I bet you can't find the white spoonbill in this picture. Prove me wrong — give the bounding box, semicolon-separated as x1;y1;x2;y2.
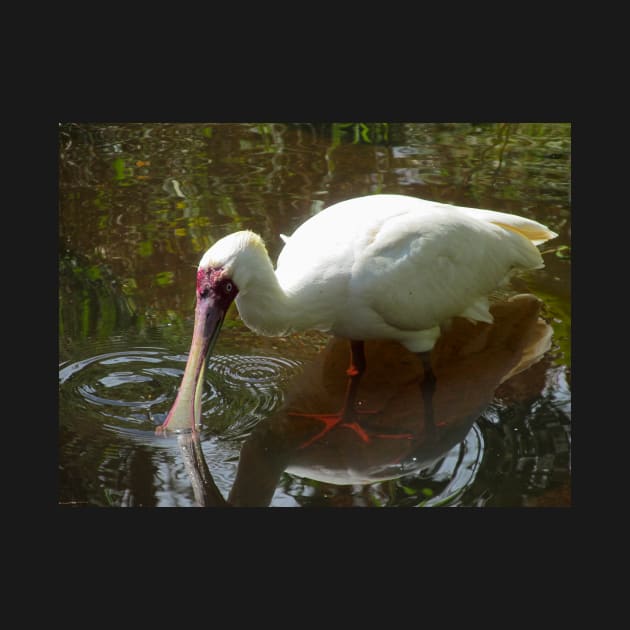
159;193;557;433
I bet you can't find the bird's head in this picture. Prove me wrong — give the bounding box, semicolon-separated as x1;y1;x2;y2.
158;230;267;434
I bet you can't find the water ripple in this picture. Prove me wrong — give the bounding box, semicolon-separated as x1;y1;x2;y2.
59;347;302;443
207;354;303;438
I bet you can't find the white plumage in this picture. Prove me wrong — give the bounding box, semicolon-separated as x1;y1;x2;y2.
161;193;557;433
206;194;556;352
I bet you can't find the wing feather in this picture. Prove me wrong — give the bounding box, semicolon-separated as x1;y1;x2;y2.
351;207;543;331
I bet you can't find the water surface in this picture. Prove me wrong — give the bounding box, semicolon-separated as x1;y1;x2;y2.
58;122;571;507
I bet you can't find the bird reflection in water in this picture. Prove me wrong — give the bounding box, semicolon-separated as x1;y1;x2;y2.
172;294;552;507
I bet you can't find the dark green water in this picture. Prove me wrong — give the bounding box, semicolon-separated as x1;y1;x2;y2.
58;122;571;507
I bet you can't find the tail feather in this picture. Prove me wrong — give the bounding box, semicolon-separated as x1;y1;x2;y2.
464;207;558;246
492;220;558;246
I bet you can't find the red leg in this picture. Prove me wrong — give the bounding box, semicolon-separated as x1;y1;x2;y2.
290;372;364;448
347;340;366;376
289;339;413;449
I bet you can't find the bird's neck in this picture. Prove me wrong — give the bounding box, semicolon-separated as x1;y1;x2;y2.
234;253;297;337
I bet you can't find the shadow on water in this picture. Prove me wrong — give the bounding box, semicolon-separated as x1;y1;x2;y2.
167;294;553;507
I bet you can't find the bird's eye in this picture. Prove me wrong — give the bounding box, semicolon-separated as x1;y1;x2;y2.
225;282;233;293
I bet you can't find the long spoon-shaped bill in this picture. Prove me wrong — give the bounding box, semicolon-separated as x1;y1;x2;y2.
157;296;226;434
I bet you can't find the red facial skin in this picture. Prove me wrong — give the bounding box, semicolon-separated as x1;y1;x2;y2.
157;268;238;434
